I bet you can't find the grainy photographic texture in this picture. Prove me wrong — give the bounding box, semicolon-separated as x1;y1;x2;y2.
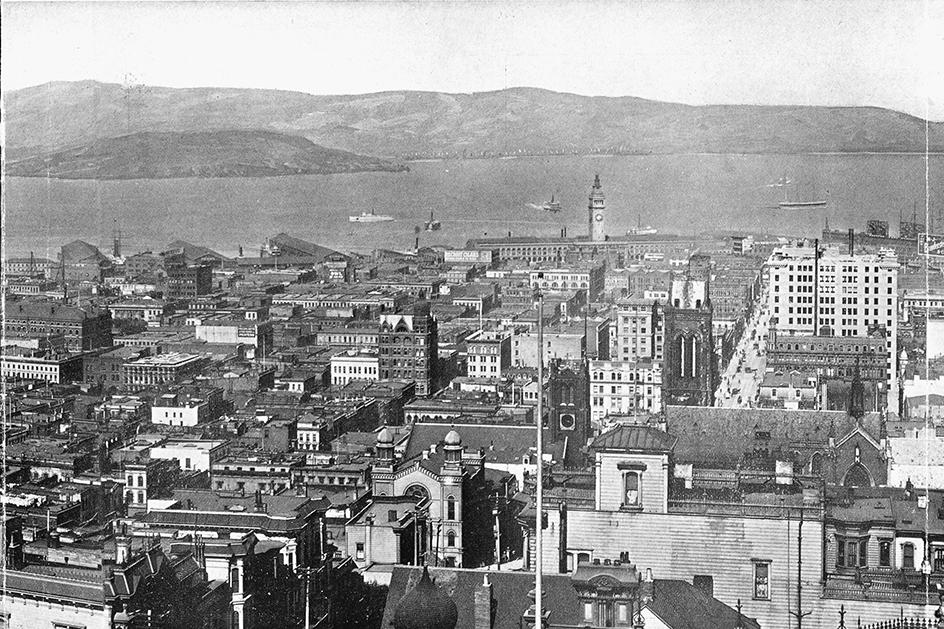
1;2;943;628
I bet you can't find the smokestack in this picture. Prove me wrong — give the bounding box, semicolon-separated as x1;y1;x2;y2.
848;228;854;255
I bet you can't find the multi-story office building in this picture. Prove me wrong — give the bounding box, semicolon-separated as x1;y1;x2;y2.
512;327;586;369
0;351;84;384
589;360;663;423
766;243;899;409
528;263;606;301
122;352;207;387
5;301;113;351
613;298;663;362
379;302;438;397
165;263;213;300
330;349;380;386
465;329;511;379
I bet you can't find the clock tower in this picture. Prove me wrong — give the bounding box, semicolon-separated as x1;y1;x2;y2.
588;174;606;242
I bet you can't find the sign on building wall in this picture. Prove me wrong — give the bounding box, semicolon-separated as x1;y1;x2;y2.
919;233;944;258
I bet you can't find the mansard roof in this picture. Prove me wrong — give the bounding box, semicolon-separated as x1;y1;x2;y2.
590;425;677;454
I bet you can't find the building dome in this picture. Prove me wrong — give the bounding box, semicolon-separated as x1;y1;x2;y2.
393;567;458;629
378;427;395;445
444;430;462;447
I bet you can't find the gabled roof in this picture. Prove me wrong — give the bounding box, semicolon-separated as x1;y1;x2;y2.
646;579;760;629
590;425;677;454
165;240;229;263
61;240;107;263
270;233;342;261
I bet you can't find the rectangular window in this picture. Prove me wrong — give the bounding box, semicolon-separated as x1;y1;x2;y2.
623;472;640;507
753;561;770;600
356;542;365;560
903;543;915;569
583;602;594;622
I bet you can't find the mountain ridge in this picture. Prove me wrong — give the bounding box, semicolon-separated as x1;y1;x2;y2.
6;80;943;161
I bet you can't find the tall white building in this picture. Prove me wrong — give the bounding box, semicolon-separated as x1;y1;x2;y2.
766;243;899;410
589;359;663;424
330;349;380;386
613;298;664;362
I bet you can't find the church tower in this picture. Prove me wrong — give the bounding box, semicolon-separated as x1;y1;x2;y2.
588;175;606;242
662;255;715;407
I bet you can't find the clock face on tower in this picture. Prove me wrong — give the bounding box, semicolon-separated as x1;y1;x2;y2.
595;213;604;222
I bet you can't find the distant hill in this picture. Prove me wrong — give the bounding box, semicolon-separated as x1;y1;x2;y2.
5;130;408;179
5;80;943;162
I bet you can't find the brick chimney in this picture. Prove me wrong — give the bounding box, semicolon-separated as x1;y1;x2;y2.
693;574;713;599
474;573;494;629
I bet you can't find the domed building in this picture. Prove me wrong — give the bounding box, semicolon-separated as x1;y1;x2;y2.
392;566;458;629
372;426;494;568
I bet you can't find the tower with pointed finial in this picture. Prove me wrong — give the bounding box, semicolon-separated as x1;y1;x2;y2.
588;174;606;242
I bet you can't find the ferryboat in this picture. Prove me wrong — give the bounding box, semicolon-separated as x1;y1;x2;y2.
627;219;657;236
424;209;441;231
541;195;562;213
350;210;395;223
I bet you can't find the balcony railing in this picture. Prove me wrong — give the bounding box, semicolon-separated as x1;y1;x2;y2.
824;569;944;605
668;497;822;518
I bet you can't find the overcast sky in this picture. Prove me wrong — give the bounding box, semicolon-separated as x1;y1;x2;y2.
3;0;943;120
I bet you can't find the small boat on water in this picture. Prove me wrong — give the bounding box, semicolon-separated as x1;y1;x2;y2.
424;209;441;231
350;210;395;223
779;200;827;209
775;173;826;209
541;195;562;213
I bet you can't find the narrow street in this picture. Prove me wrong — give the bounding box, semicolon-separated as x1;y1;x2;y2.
717;290;771;408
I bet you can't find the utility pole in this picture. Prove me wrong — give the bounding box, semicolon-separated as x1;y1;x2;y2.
535;273;545;627
789;508;811;629
493;495;502;571
304;567;311;629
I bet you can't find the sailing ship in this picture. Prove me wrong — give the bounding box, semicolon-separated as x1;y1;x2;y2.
349;210;395;223
777;173;826;209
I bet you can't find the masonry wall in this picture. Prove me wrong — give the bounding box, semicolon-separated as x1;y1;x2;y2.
539;506;935;629
2;594;112;629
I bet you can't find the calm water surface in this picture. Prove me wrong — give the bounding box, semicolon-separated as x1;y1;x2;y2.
4;154;942;260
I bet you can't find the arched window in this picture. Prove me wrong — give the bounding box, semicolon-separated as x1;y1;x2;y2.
447;531;456;547
675;335;686;377
809;452;823;475
843;462;873;488
446;495;456;520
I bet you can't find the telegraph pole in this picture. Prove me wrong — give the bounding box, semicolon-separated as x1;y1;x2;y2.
789;508;811;628
535;275;544;627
